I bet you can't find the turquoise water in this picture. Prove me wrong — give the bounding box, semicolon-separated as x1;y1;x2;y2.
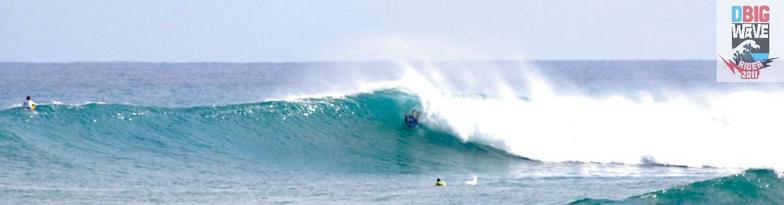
571;169;784;205
1;61;782;204
0;90;518;174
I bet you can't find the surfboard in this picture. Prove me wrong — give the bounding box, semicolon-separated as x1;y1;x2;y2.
406;121;418;128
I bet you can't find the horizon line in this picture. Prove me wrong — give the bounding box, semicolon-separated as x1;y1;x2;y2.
0;59;717;64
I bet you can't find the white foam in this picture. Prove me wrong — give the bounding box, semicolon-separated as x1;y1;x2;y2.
397;64;784;170
465;174;478;185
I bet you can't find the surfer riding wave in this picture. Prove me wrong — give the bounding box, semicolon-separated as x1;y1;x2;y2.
404;109;420;128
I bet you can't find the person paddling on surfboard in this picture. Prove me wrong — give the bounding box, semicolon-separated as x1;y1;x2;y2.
435;178;446;186
22;96;37;111
404;109;420;128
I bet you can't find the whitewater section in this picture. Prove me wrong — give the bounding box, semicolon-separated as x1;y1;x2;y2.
389;63;784;170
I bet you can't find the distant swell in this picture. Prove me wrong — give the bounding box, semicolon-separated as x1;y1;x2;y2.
570;168;784;205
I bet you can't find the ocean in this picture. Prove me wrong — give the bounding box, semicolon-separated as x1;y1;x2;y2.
1;61;783;204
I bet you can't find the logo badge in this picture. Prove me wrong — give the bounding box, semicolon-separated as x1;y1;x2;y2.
717;1;784;82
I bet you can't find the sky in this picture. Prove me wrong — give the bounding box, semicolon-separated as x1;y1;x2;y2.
0;0;715;62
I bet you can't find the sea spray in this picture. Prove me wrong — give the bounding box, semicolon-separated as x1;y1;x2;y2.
393;66;784;169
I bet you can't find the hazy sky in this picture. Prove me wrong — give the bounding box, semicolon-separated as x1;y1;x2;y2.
0;0;715;62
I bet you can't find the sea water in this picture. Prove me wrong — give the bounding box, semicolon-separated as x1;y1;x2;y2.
1;61;782;204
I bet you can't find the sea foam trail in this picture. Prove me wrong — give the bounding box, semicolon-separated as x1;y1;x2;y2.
394;64;784;170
